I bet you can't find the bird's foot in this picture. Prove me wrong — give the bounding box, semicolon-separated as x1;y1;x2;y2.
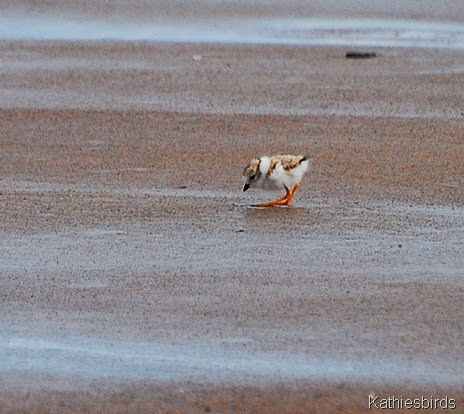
252;198;291;208
251;182;300;208
252;193;292;207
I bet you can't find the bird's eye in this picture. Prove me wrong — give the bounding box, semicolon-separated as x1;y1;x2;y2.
250;174;256;180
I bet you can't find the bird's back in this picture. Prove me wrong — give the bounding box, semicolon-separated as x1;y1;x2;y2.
269;154;307;172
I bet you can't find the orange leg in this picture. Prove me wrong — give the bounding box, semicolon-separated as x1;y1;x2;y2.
252;183;300;207
286;182;300;205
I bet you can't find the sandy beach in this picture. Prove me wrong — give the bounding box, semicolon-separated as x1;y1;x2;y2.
1;2;464;413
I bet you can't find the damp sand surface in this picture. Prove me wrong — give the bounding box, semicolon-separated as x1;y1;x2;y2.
1;176;464;413
1;28;464;414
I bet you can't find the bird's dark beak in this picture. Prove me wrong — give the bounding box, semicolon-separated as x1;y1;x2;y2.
243;183;250;192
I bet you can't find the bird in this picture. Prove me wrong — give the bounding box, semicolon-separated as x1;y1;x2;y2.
242;154;310;207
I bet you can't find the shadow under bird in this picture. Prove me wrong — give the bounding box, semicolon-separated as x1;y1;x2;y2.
242;154;310;207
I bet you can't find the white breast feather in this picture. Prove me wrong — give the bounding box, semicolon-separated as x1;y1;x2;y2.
259;156;271;175
270;159;310;190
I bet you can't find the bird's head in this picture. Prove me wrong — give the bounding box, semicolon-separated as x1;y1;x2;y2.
242;158;261;191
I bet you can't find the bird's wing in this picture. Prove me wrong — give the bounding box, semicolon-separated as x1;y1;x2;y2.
270;154;307;172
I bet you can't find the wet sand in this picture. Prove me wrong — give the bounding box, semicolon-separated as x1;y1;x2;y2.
1;35;464;414
3;0;464;22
